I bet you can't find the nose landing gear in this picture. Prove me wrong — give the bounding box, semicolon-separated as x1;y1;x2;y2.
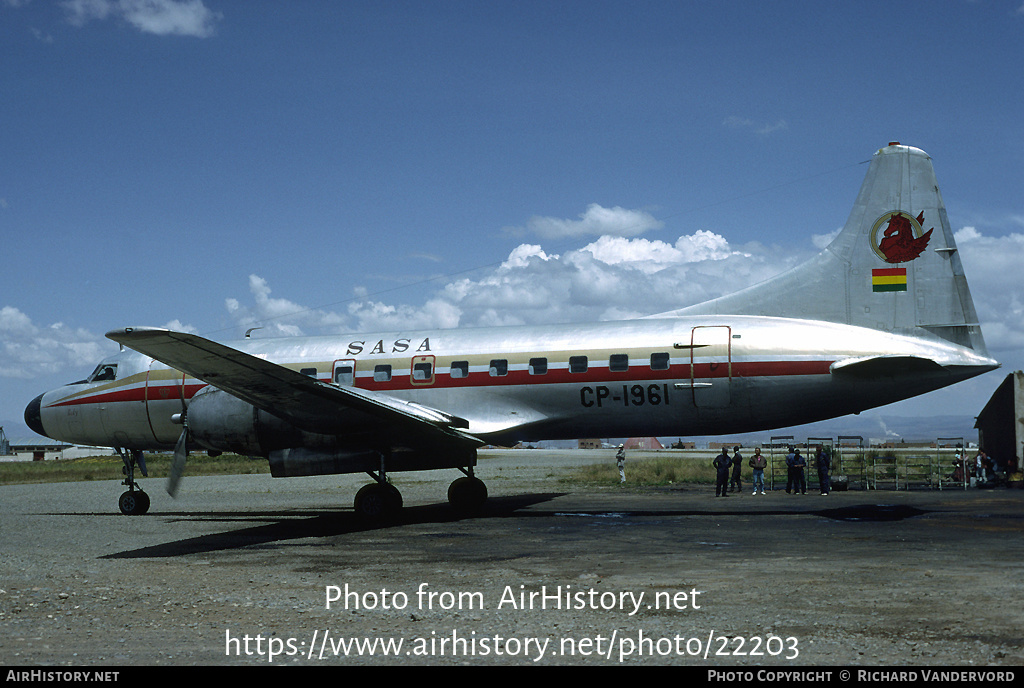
116;448;150;515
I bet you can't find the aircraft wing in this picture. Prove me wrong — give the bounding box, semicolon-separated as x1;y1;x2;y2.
106;327;483;448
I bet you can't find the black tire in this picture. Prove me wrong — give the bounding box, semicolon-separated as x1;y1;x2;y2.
447;477;488;515
118;490;149;515
354;483;402;521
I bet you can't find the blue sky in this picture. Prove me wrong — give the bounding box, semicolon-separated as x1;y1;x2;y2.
2;1;1023;441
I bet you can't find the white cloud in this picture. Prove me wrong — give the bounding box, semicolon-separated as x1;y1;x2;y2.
225;274;347;337
515;203;664;239
953;226;1024;353
222;229;785;333
162;319;197;334
9;224;1018;388
812;228;841;249
62;0;221;37
723;116;788;135
218;217;801;338
0;306;108;379
347;298;462;333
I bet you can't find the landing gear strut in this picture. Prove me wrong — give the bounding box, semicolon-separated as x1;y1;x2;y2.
116;448;150;515
353;450;404;521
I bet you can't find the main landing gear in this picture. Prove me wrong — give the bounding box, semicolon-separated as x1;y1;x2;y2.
352;453;487;521
116;448;151;515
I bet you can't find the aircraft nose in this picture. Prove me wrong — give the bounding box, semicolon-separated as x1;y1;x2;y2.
25;393;47;437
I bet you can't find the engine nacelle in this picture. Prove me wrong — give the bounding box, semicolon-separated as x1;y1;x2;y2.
185;387;478;477
186;386;306;456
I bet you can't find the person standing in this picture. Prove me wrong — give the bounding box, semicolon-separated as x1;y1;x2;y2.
615;444;626;483
793;448;807;494
730;446;743;493
786;446;797;494
713;447;731;497
749;447;767;494
816;446;831;495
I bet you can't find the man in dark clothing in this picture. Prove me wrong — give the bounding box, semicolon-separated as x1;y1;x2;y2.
713;448;731;497
793;448;807;494
730;446;743;493
816;446;831;495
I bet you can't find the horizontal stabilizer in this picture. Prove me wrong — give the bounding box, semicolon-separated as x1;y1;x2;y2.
830;355;946;378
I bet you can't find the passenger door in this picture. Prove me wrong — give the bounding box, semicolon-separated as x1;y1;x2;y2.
690;325;732;408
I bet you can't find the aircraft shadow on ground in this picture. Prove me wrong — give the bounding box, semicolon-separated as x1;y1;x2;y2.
98;493;565;559
94;497;929;559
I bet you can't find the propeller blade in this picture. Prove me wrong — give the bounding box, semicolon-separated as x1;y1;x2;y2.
168;427;188;498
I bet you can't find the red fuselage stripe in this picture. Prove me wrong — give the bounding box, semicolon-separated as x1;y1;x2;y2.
46;360;832;407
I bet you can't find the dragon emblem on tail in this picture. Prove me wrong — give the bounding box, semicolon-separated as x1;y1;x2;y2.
871;211;933;263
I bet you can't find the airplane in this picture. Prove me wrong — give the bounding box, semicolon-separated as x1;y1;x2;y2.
24;143;999;518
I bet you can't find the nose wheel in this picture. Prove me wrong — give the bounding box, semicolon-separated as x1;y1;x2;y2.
118;489;151;515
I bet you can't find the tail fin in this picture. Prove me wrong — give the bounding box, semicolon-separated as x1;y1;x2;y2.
672;143;988;354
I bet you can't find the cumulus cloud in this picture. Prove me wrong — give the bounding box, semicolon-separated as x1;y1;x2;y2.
226;228;788;335
225;275;347;337
0;306;109;379
8;221;1019;388
219;204;787;335
62;0;221;37
812;228;842;249
953;226;1024;352
511;203;664;239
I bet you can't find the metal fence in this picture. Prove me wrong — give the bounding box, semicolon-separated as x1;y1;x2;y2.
763;436;972;491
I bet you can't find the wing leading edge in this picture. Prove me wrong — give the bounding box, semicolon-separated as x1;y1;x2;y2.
105;327;483;448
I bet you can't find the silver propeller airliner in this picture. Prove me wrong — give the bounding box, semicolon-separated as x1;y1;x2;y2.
25;143;999;517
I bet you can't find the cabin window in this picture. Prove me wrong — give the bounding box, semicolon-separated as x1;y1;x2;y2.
650;352;670;371
609;354;629;372
334;365;354;385
450;361;469;379
569;355;588;373
529;357;547;375
412;361;433;381
489;359;508;377
373;364;392;382
300;367;318;378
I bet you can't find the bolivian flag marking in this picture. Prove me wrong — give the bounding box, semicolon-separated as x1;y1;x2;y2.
872;267;907;292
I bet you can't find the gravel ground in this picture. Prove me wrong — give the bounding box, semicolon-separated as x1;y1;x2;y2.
1;449;1022;666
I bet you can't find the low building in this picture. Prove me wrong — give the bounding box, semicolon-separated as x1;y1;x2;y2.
975;370;1024;473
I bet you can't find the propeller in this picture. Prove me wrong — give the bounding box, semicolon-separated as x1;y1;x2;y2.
168;412;189;498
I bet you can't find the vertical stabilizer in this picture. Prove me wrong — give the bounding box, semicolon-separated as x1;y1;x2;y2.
671;143;987;354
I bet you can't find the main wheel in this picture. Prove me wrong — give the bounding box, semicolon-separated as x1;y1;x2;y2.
447;477;487;515
353;483;402;521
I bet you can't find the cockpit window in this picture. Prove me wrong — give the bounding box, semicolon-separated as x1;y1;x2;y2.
88;363;118;382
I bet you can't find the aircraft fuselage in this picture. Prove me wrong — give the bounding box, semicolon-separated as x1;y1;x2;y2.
27;314;996;454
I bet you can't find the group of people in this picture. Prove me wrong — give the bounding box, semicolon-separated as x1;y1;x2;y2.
783;446;831;495
713;446;769;496
952;445;1020;486
713;445;832;496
